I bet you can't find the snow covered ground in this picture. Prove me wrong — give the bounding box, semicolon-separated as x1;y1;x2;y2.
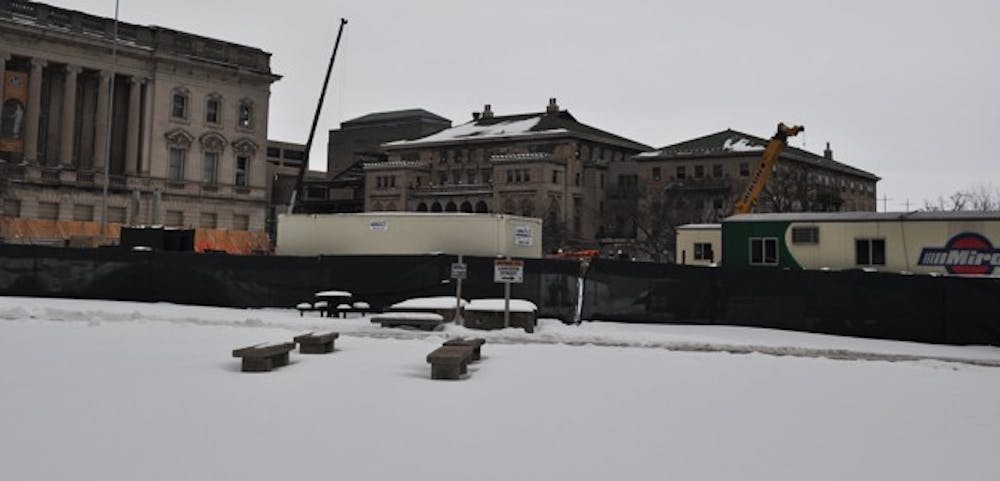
2;296;998;481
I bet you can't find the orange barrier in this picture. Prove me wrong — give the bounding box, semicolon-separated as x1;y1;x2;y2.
1;217;270;254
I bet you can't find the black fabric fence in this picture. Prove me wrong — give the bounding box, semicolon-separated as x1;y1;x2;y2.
1;245;998;345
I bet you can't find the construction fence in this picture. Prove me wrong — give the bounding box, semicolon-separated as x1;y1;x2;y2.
0;245;997;346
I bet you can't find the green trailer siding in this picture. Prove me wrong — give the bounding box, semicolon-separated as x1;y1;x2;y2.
722;220;803;269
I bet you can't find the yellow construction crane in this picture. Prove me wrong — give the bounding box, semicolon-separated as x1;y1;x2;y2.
732;122;805;214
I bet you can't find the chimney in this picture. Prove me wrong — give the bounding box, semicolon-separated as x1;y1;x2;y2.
482;104;494;119
824;142;833;160
546;97;559;113
472;111;481;121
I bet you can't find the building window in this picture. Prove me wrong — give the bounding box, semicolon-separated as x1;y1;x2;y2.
575;172;581;186
676;166;686;179
203;151;219;185
481;168;492;183
453;169;462;183
652;167;661;181
171;89;188;120
108;206;127;223
205;95;221;124
552;170;559;184
165;210;184;227
200;212;217;229
792;226;819;245
467;170;476;184
856;239;886;266
37;201;59;220
237;100;254;129
72;204;94;222
235;155;249;187
506;170;514;184
694;165;705;178
439;172;449;184
749;237;778;266
694;242;714;262
712;163;723;178
3;199;21;217
233;214;250;231
739;162;750;176
713;198;723;210
523;168;531;182
168;148;186;181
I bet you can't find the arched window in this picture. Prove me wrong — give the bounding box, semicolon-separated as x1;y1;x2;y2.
445;201;457;212
503;198;516;214
417;202;428;212
475;201;489;213
431;202;443;212
460;201;473;213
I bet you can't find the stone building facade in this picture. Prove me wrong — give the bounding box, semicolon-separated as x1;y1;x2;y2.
364;99;651;250
0;1;279;234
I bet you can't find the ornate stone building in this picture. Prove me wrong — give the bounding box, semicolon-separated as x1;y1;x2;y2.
364;99;651;250
0;1;279;235
606;128;879;261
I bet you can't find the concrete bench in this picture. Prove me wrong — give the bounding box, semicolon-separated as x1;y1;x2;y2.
442;338;486;361
293;331;339;354
371;312;445;331
232;342;296;372
426;345;476;380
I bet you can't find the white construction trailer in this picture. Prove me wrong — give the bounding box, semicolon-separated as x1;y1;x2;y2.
276;212;543;258
675;224;722;266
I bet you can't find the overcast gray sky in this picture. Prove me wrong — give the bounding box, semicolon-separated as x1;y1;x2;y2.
47;0;1000;210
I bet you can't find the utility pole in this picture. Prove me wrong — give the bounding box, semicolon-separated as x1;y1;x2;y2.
879;194;892;212
100;0;120;234
288;18;348;215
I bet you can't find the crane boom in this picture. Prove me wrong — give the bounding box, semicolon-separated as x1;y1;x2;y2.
732;122;804;215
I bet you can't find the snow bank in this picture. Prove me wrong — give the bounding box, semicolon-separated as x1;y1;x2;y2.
466;298;538;313
390;296;467;310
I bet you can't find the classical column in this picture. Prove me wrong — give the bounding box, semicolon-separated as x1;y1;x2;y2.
23;58;46;164
124;76;143;175
60;64;79;167
93;70;111;172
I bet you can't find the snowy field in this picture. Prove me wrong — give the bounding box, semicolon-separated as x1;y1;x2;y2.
2;296;999;481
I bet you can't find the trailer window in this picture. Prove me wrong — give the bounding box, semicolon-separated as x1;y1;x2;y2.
855;239;885;266
749;237;778;266
792;226;819;245
694;243;714;261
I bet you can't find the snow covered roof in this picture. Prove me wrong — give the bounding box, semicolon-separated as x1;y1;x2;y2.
383;110;650;152
725;211;1000;223
676;223;722;230
636;129;879;181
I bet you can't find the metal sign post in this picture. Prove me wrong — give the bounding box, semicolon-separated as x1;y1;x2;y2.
493;257;524;329
451;255;466;325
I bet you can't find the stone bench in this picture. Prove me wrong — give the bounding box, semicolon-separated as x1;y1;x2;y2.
232;342;296;372
442;338;486;361
293;331;339;354
426;345;477;380
371;312;445;331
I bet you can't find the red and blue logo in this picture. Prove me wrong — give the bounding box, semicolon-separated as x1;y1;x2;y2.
918;233;1000;275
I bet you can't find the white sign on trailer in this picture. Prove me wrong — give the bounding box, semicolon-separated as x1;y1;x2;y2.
494;259;524;283
451;262;467;280
514;225;533;246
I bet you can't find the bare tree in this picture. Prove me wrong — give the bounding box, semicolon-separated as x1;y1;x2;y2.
921;184;1000;211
